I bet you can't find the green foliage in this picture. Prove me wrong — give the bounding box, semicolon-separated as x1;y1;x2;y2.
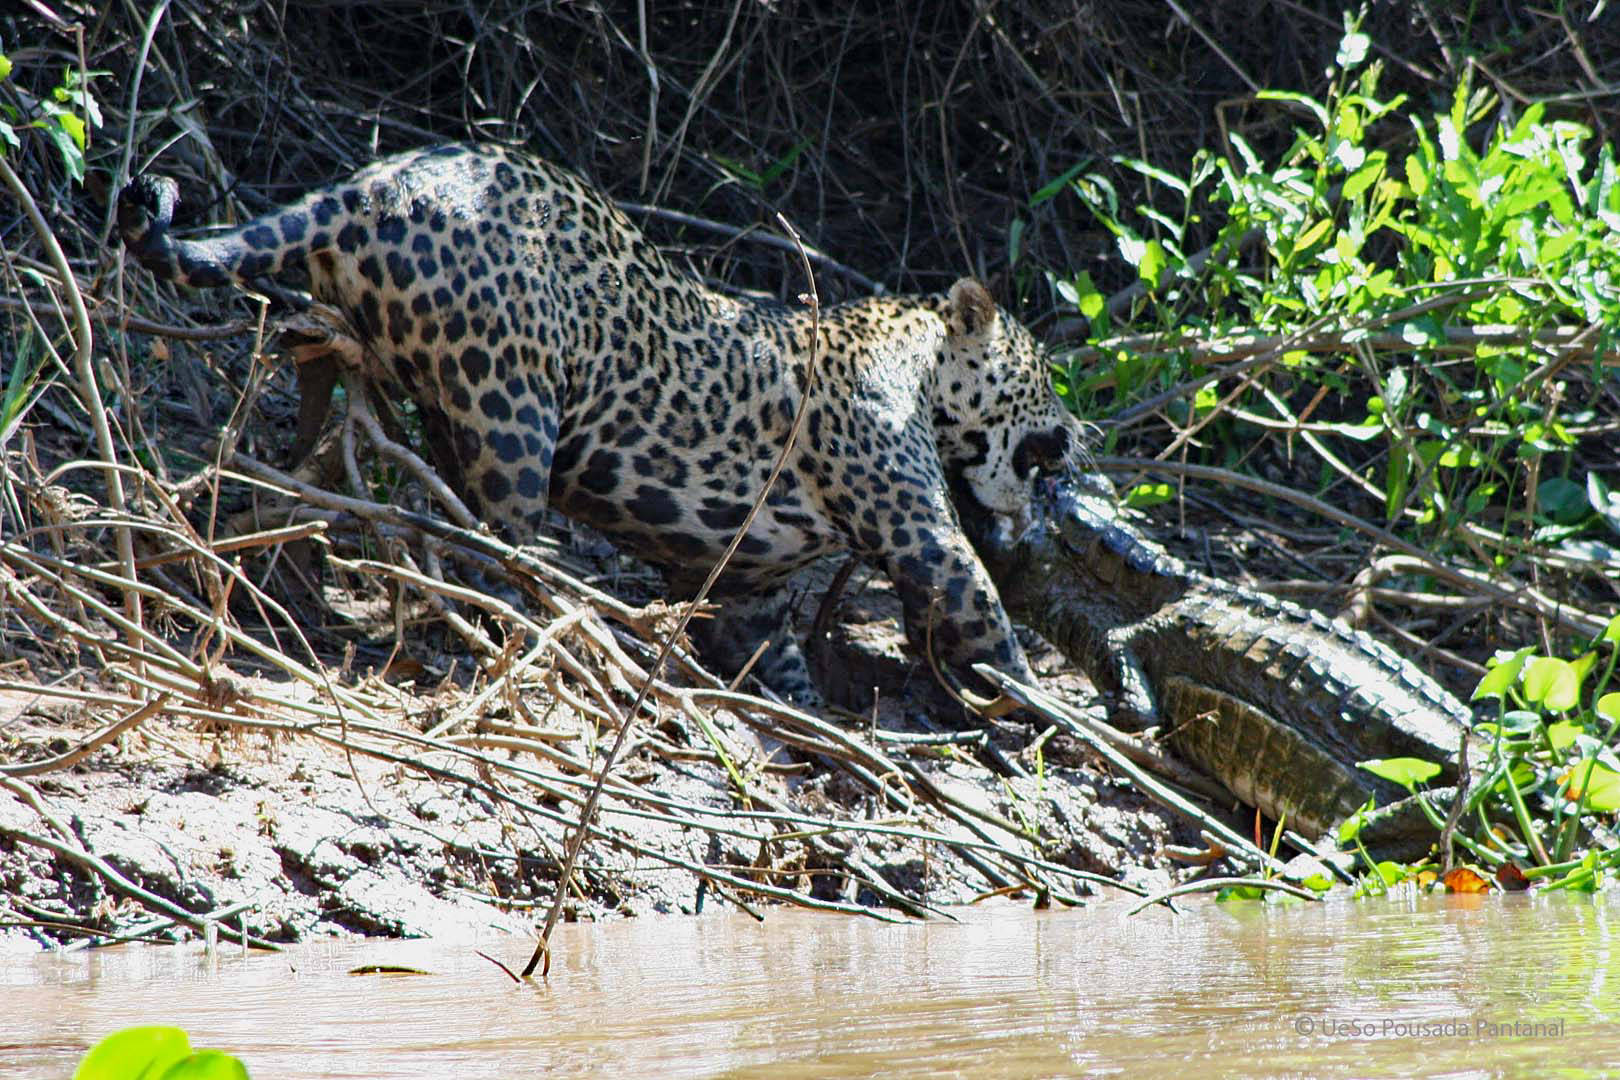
1324;616;1620;895
74;1027;250;1080
1;323;50;451
713;138;813;193
1034;23;1619;899
1426;616;1619;889
0;50;105;177
1043;20;1616;559
1358;757;1442;791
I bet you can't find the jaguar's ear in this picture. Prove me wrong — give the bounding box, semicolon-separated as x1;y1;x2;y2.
947;278;997;339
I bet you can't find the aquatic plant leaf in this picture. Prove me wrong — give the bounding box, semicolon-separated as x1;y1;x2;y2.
1472;647;1533;701
1215;883;1266;902
1495;710;1543;735
74;1027;191;1080
1563;761;1620;812
1336;795;1378;843
1441;866;1489;893
1358;757;1442;790
1545;721;1581;752
157;1051;250;1080
1523;656;1580;711
1371;861;1405;887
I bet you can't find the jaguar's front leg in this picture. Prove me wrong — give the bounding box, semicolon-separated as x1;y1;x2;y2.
883;523;1034;698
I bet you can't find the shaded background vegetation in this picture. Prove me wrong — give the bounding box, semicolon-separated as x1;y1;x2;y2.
10;2;1618;301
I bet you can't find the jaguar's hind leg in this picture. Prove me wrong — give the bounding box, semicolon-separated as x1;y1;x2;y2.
685;588;821;707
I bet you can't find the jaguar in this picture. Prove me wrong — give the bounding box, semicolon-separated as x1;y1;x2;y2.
118;142;1083;704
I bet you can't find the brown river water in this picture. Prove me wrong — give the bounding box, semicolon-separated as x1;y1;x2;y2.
6;892;1617;1078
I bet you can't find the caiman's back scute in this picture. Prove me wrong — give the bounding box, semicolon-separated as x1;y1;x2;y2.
967;477;1476;843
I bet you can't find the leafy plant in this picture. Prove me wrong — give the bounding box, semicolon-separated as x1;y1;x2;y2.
73;1026;250;1080
1333;614;1620;896
1045;16;1617;553
0;323;50;451
0;51;105;178
1039;17;1618;899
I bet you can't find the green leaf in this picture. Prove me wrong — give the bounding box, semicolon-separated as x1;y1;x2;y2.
158;1052;250;1080
1359;757;1442;791
1298;871;1335;893
1404;152;1429;197
1073;272;1103;319
0;53;12;81
1294;217;1334;254
1123;482;1173;509
1370;860;1405;887
1538;476;1590;525
1052;271;1104;320
1590;473;1620;537
711;153;762;189
1030;161;1090;205
758;138;811;187
1472;647;1534;701
33;120;83;181
75;1027;193;1080
1114;155;1191;198
1546;721;1581;752
1597;693;1620;725
1215;883;1267;901
1337;795;1377;843
1497;710;1543;735
1523;656;1581;712
1568;761;1620;813
57;110;86;151
1136;238;1168;287
1383;367;1408;412
1341;154;1386;201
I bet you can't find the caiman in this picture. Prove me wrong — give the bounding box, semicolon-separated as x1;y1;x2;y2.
960;473;1477;848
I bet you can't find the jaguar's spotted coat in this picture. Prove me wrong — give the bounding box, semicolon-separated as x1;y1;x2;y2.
118;142;1083;702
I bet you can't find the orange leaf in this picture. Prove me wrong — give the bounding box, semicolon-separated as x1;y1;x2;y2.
1442;866;1490;894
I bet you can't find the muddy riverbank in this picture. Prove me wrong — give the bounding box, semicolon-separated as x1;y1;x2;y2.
0;599;1187;948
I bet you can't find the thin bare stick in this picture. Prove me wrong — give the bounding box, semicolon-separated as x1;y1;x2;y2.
1124;875;1320;916
0;695;169;777
0;776;281;949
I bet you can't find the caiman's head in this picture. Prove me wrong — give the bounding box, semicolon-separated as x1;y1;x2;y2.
932;279;1093;519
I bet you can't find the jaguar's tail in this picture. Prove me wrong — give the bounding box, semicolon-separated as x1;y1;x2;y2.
117;173;307;290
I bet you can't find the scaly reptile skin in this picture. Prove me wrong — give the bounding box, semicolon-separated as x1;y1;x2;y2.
963;476;1476;842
